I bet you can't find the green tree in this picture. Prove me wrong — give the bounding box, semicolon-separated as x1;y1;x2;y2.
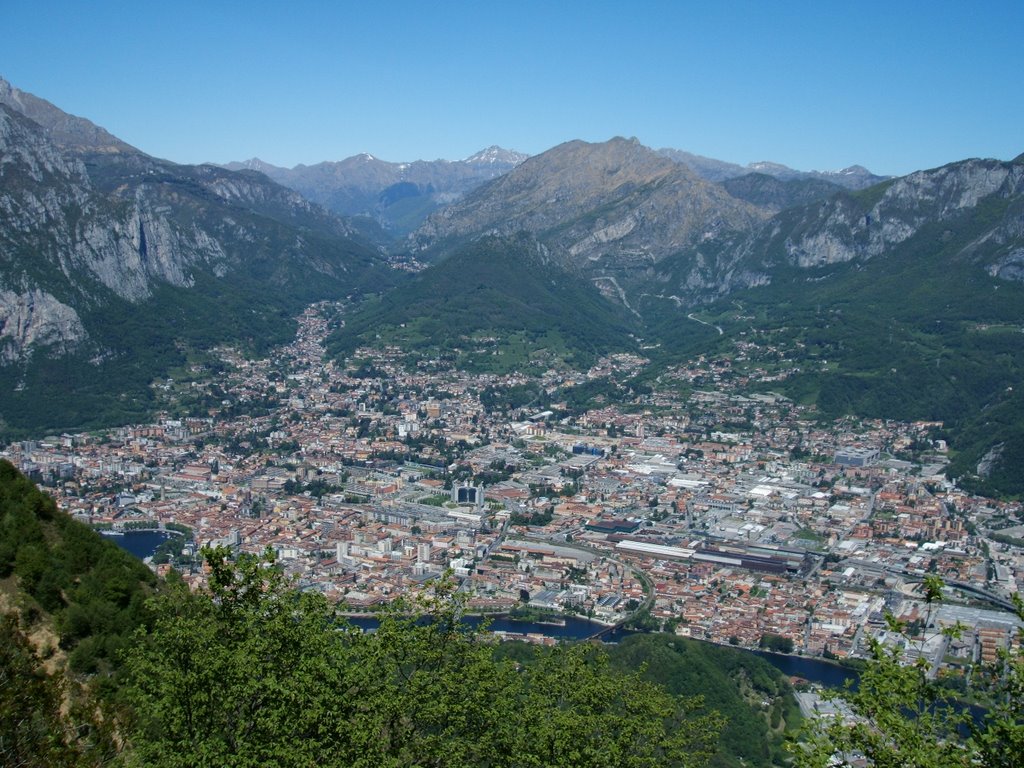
513;643;724;768
759;633;795;654
790;576;1023;767
123;547;358;768
124;552;724;768
971;592;1024;768
339;585;519;767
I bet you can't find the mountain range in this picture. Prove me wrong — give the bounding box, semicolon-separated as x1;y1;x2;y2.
222;146;527;236
656;147;888;189
2;75;1022;494
354;138;1024;494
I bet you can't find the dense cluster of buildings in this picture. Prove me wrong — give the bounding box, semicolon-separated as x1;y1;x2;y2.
5;302;1021;667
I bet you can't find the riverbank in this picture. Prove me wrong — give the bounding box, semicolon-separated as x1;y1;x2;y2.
104;530;857;689
341;612;617;641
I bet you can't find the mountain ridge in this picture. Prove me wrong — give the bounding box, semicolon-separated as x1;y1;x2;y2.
657;146;889;189
0;79;393;436
223;141;888;243
409;137;770;292
0;76;136;154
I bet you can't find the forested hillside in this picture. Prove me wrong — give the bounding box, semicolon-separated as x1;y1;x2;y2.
0;459;157;765
328;234;637;372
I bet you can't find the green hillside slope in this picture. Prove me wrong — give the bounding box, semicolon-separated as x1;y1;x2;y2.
607;634;800;768
328;234;637;372
0;459;160;765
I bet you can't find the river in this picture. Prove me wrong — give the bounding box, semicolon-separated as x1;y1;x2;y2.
102;529;177;560
345;613;638;642
347;613;857;688
746;648;858;689
108;532;856;689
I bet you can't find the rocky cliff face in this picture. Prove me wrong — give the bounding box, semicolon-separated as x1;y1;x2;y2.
777;159;1023;269
0;103;234;349
647;155;1024;306
0;289;86;363
0;104;100;357
0;82;387;399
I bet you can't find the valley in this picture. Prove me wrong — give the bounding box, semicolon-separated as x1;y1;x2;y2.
8;299;1021;680
2;72;1023;706
4;76;1022;503
4;4;1024;764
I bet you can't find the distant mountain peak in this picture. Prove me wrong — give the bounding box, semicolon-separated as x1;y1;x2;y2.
239;157;277;171
463;146;529;165
748;161;790;172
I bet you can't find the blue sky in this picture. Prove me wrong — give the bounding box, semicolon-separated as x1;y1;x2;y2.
5;1;1022;175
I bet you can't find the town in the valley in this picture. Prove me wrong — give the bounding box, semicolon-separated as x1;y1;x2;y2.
6;303;1022;673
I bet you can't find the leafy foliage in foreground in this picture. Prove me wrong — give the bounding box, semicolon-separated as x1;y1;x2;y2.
0;460;156;674
494;634;797;768
123;548;723;768
605;634;800;768
791;576;1024;767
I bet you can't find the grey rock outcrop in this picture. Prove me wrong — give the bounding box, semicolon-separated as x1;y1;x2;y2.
781;159;1023;269
0;103;223;307
0;289;86;362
